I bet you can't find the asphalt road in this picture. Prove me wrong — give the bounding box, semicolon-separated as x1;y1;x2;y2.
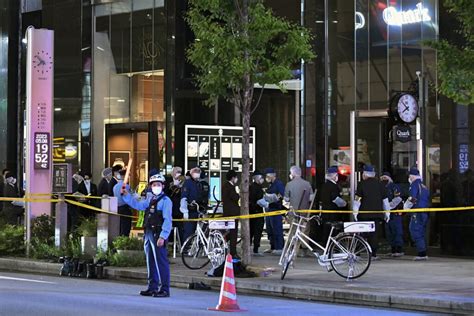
0;271;433;316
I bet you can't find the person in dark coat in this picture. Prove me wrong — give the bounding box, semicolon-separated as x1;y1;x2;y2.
77;171;99;218
380;172;404;257
165;166;185;243
249;170;265;255
353;165;390;259
315;166;347;244
180;167;203;241
1;172;24;225
108;165;123;197
263;168;285;255
222;170;240;258
97;167;113;196
0;168;11;213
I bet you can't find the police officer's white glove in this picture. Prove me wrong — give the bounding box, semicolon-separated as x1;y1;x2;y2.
384;212;390;223
282;200;291;210
180;198;189;214
389;197;403;209
352;199;360;221
403;199;414;210
352;200;361;212
264;193;279;203
353;212;358;222
257;198;269;209
183;212;189;220
332;196;347;208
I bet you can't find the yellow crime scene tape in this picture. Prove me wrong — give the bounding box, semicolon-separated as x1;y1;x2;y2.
2;195;474;221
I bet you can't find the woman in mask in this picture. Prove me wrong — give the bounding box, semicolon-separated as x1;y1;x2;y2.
222;170;240;258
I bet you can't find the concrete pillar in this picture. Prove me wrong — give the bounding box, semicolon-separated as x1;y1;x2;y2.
54;193;68;248
97;197;119;252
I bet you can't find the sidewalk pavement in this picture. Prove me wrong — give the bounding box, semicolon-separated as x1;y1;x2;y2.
0;254;473;314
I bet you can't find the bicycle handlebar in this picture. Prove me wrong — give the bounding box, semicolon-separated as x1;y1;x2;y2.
288;209;321;223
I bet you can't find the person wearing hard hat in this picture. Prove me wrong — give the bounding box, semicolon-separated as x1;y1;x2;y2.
121;172;173;298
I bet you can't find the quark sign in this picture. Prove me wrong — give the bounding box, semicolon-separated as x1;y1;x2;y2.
383;3;431;26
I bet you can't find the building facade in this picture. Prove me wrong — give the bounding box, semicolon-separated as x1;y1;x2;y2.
1;0;473;256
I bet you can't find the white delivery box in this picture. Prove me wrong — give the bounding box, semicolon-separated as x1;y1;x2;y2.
209;219;236;230
343;221;375;233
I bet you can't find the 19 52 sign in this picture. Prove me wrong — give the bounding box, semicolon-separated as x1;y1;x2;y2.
34;132;50;169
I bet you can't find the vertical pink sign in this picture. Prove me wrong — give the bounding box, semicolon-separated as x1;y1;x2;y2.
25;27;54;233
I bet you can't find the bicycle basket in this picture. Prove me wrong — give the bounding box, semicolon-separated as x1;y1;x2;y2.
343;221;375;233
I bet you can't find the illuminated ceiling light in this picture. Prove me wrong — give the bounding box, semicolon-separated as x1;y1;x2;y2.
117;99;125;103
54;107;62;111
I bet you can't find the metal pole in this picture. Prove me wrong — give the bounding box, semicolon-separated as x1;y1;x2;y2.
350;111;356;205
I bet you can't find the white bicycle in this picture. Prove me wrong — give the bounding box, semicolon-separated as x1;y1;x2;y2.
280;210;373;281
181;200;228;270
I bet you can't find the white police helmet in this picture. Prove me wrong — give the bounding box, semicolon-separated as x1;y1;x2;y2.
149;173;166;184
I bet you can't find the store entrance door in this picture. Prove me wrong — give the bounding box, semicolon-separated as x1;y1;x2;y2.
350;110;390;202
350;109;419;203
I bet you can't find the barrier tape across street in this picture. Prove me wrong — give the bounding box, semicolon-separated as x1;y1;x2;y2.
2;195;474;221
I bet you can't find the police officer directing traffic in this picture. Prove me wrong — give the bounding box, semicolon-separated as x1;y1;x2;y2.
404;167;430;261
121;172;172;298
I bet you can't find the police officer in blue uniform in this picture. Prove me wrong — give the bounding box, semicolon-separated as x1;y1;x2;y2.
180;167;203;241
263;168;285;255
122;172;172;297
404;167;430;261
380;172;404;257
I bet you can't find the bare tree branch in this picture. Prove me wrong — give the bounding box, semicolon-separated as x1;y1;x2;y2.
251;85;265;116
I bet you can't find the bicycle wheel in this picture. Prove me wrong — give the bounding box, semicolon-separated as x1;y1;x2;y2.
328;234;371;279
181;233;210;270
281;236;297;280
208;230;228;269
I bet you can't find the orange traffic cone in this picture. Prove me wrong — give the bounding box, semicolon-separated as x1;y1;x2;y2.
208;254;246;312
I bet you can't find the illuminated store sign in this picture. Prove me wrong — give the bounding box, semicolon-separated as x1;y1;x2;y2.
383;3;431;26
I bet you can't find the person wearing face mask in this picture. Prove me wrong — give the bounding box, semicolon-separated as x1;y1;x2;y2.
69;171;85;231
404;167;430;261
1;172;24;225
98;168;113;197
315;166;347;245
180;167;203;240
380;172;404;257
109;165;123;197
221;170;241;258
165;166;185;243
113;169;132;236
263;168;285;255
249;170;265;256
352;165;390;260
77;171;99;218
121;172;172;298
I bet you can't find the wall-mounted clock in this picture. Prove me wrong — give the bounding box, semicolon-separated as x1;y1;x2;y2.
32;50;53;76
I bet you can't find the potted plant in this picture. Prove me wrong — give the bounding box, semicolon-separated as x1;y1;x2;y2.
76;217;97;257
112;236;143;258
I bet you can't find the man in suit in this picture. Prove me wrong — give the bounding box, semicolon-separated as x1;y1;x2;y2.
222;170;240;258
77;171;98;218
97;167;113;197
315;166;347;244
353;165;390;260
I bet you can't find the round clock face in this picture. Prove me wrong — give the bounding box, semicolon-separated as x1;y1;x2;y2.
397;94;418;123
32;50;53;76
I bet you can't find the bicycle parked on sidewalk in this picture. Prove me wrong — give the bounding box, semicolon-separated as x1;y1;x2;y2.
280;210;373;281
180;188;229;270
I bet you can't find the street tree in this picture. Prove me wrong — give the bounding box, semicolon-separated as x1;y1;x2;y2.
429;0;473;105
186;0;314;265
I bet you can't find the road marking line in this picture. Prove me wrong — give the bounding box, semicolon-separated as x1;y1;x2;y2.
0;275;56;284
